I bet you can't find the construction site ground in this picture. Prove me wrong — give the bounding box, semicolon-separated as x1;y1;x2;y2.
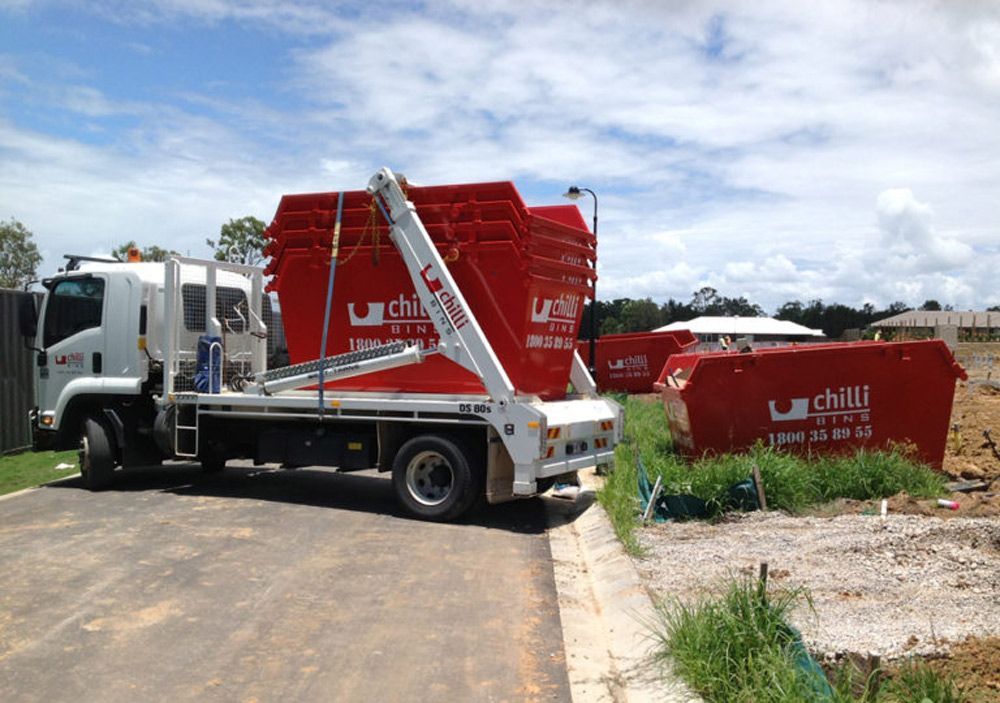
632;343;1000;701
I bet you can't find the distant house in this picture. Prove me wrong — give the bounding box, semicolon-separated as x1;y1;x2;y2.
655;316;825;349
871;311;1000;339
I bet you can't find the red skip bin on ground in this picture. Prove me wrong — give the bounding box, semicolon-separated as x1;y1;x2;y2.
577;330;699;394
654;340;967;468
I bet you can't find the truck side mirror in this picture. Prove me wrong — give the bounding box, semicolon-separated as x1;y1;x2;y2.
17;293;38;339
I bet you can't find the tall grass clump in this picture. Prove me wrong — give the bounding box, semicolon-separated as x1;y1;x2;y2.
599;395;687;554
814;447;947;502
651;577;965;702
652;577;844;703
725;444;820;514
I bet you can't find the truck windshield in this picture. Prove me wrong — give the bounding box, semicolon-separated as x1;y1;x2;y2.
43;278;105;347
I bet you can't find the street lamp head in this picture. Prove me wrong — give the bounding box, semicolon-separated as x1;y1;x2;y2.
562;186;583;200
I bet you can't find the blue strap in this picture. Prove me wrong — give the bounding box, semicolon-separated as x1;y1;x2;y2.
318;191;345;414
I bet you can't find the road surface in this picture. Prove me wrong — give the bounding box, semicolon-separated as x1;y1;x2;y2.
0;463;570;702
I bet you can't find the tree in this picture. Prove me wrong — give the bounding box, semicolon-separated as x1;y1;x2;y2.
720;296;763;317
660;298;695;326
775;300;805;323
619;298;663;332
919;299;942;311
690;286;723;315
582;298;629;338
113;241;178;262
207;216;267;266
0;218;42;289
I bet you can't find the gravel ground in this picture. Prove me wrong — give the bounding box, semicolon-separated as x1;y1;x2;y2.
635;512;1000;661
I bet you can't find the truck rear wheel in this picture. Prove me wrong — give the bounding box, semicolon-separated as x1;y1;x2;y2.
79;417;115;490
392;435;480;521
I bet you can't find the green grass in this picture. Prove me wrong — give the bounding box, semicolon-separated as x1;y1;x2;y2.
652;577;846;702
599;396;948;555
880;659;967;703
812;449;947;503
652;576;965;703
0;449;79;496
598;396;674;553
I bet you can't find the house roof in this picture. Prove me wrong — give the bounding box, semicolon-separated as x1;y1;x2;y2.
654;316;824;337
873;311;999;328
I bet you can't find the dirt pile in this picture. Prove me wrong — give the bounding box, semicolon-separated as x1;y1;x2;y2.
944;381;1000;483
921;636;1000;702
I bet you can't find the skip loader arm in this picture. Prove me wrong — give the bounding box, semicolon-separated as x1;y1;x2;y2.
366;168;518;406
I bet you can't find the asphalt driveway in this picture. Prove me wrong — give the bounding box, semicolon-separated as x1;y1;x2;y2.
0;463;570;702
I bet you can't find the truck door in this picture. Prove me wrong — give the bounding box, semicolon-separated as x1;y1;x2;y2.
37;275;108;420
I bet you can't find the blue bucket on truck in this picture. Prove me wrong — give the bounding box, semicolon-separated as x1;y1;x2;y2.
193;335;222;394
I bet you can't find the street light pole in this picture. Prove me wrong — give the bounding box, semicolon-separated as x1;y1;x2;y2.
563;185;598;377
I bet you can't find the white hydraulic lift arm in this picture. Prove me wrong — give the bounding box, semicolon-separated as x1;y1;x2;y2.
366;169;620;495
366;168;518;406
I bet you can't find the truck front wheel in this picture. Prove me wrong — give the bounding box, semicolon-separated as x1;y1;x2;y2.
79;417;116;490
391;435;480;521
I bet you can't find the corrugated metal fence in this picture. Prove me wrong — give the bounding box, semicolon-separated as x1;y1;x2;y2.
1;289;40;454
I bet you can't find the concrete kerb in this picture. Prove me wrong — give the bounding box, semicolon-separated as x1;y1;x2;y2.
547;469;701;703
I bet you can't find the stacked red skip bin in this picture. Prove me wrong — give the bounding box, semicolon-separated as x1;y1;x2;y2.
263;181;597;399
578;330;700;394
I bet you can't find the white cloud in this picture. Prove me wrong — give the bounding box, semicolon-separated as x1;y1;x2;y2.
61;85;126;116
0;0;998;311
876;188;974;273
600;262;702;301
650;231;688;257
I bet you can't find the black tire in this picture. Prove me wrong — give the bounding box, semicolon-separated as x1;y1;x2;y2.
391;435;481;521
79;417;116;490
534;476;558;494
199;443;227;473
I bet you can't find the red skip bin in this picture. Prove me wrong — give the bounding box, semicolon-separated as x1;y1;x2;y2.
578;330;699;394
654;340;967;468
265;182;596;399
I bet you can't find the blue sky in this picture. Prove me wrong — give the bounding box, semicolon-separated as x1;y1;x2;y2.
1;0;998;311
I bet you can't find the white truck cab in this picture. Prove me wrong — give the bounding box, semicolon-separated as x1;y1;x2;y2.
35;266;145;436
26;258;264;464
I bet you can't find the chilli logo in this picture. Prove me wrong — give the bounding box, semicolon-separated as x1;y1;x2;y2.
419;264;468;330
530;294;580;324
420;264;443;293
768;385;871;422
